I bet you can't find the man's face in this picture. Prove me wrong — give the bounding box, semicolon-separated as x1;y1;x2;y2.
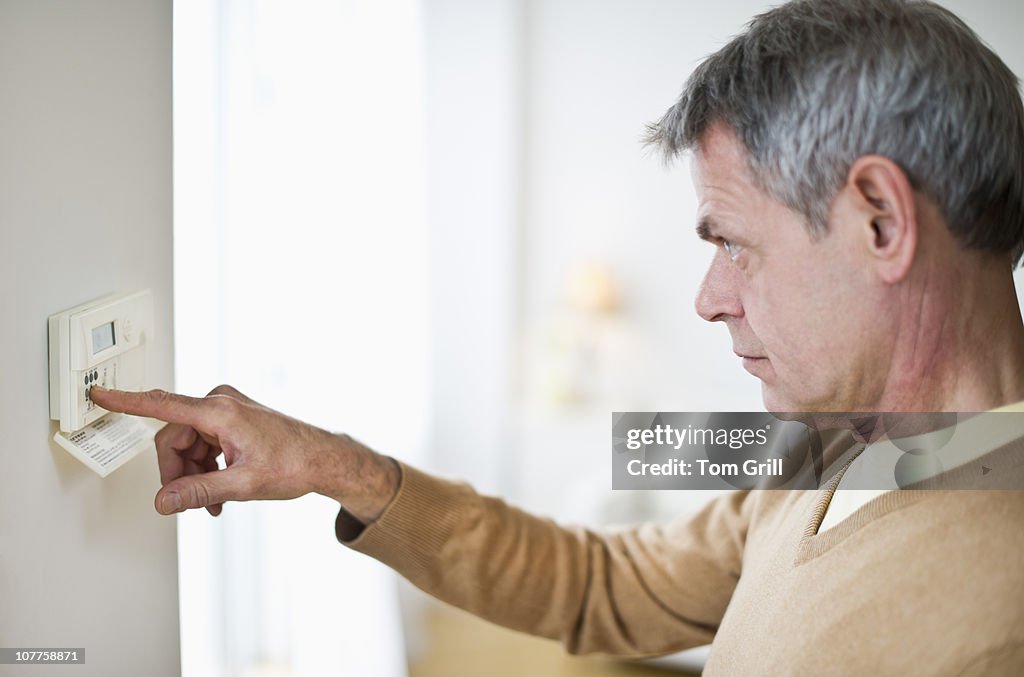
691;124;884;412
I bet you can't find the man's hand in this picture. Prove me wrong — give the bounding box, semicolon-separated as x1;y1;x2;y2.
89;385;400;522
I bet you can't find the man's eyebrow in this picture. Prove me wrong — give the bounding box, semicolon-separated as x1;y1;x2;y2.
696;216;719;242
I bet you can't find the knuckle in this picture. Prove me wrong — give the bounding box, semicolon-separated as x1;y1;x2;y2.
147;389;171;404
154;423;173;445
208;384;240;397
210;394;243;418
223;400;246;425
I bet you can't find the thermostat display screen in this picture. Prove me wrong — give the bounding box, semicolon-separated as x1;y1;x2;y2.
92;322;115;354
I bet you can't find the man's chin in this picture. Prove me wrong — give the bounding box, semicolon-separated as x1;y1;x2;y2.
761;386;794;415
762;385;852;418
760;383;820;416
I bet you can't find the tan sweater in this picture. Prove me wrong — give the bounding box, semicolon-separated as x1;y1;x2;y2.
336;437;1024;675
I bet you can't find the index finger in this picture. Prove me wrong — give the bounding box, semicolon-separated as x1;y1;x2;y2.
91;387;217;430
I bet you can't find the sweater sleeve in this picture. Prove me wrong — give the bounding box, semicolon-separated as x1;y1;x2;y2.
335;460;750;658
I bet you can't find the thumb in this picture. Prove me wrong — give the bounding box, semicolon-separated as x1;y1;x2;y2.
155;469;248;515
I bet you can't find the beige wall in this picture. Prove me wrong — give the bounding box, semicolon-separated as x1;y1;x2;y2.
0;2;178;675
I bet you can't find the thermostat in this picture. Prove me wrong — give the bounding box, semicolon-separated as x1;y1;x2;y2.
48;290;153;433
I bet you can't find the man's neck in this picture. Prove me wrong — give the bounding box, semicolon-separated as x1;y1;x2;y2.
878;261;1024;412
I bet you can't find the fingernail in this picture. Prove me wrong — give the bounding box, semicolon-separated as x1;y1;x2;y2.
162;492;182;513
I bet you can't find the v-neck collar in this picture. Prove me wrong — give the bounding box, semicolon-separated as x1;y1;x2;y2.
793;432;1024;565
795;447;926;565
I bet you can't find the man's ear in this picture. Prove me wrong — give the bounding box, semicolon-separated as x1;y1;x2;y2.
843;155;918;284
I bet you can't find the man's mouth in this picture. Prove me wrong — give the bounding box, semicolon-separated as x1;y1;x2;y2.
734;351;767;361
735;352;769;375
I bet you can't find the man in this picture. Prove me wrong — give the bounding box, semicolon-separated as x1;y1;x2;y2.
93;0;1024;673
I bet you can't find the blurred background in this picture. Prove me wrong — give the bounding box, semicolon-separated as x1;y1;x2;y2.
171;1;1024;675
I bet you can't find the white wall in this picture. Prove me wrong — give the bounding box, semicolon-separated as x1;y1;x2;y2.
0;2;178;676
519;0;772;414
421;0;524;495
511;0;771;518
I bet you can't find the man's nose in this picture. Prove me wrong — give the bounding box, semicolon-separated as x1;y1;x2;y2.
695;252;744;322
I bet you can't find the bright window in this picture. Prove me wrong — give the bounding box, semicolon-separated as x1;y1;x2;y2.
173;1;428;675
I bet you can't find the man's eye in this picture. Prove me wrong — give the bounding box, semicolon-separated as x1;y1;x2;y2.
723;239;745;261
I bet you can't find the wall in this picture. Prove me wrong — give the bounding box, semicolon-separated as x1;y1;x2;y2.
512;0;773;519
0;2;178;676
422;0;524;495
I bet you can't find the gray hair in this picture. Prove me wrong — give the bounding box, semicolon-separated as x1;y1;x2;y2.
646;0;1024;265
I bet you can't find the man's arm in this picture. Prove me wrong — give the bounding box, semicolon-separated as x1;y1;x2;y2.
90;385;747;657
340;460;749;656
